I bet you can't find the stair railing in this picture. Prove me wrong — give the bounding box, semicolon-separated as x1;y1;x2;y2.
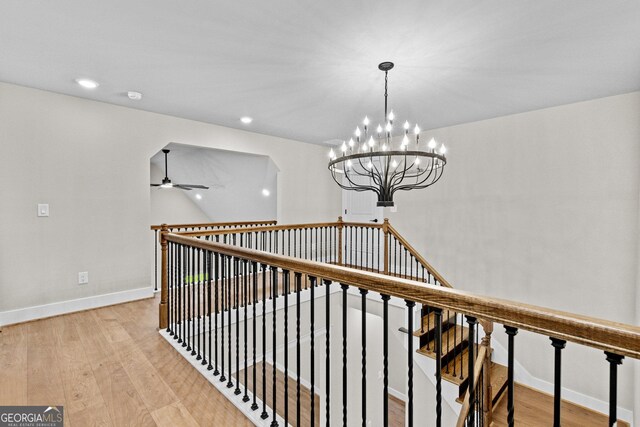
151;220;276;292
158;229;639;427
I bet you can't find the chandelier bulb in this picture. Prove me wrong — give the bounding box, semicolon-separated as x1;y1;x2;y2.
415;157;421;165
363;116;370;126
362;143;367;152
404;121;410;130
385;123;392;132
402;135;409;146
391;159;398;168
368;136;375;147
367;161;373;170
439;144;447;154
341;142;347;152
376;124;383;134
348;138;354;147
428;138;437;149
382;144;388;151
355;127;361;137
414;125;420;135
388;110;395;121
329;149;335;159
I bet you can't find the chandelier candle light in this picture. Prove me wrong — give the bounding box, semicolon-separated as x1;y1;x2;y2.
328;62;447;207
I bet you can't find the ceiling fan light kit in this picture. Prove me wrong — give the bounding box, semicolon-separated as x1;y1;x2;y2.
150;149;209;191
327;62;447;207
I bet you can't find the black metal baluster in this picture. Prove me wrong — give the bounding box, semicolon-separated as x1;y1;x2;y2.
213;252;219;375
466;316;478;426
434;308;443;427
191;246;196;356
550;338;566;427
341;284;349;427
325;279;331;427
381;294;390;427
186;247;192;352
360;288;368;427
227;256;234;389
261;264;269;420
220;255;227;382
605;352;624;427
406;300;415;427
310;276;316;427
179;245;184;344
271;266;278;427
197;248;202;360
295;272;302;427
504;326;518;427
284;270;290;426
235;258;241;395
243;260;250;402
251;262;259;410
167;242;172;334
201;250;208;366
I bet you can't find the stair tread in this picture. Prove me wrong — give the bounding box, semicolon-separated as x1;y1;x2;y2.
413;310;456;337
416;325;469;361
452;360;507;404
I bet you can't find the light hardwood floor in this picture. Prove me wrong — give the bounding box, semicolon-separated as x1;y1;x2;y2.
0;295;252;427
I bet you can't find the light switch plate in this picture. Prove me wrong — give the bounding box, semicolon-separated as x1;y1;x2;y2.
78;271;89;284
37;204;49;217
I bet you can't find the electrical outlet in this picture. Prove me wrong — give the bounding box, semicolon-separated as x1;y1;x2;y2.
78;271;89;284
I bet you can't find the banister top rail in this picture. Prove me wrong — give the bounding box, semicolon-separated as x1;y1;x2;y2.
150;219;277;231
165;232;640;359
174;220;382;237
387;223;453;288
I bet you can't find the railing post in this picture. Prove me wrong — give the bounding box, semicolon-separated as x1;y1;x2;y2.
383;218;389;274
337;216;344;265
158;224;169;329
480;321;494;426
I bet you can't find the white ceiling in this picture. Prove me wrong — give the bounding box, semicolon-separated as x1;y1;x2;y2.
1;1;639;144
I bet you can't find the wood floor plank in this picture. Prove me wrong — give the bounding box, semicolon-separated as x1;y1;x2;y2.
53;314;112;427
151;402;199;427
0;323;28;405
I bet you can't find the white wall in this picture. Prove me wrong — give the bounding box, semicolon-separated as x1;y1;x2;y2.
386;92;640;412
0;82;341;316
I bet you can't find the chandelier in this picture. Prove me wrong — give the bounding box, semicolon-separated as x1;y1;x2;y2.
328;62;447;207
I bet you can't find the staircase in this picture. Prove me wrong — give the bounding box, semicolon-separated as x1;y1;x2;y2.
413;306;509;408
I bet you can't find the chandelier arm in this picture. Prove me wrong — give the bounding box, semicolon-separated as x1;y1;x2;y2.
341;167;381;195
391;163;437;191
331;170;379;194
353;157;383;187
393;165;445;193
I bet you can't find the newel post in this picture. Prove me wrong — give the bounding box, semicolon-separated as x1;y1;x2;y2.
158;223;169;329
383;218;389;274
480;320;494;426
337;216;344;266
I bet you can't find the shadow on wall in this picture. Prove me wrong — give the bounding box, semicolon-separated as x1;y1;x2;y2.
150;142;278;223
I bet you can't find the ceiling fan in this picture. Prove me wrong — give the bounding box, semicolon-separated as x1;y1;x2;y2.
150;149;209;191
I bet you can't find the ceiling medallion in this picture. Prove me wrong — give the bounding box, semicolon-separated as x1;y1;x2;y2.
328;62;447;207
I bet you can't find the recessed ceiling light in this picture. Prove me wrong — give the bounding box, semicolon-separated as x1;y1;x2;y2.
75;78;99;89
262;189;270;197
195;194;202;200
241;117;253;124
127;91;143;101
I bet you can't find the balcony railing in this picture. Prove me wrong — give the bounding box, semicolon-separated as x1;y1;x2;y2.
155;219;639;426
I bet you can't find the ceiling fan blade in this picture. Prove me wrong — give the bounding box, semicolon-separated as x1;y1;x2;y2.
175;184;210;189
150;183;162;187
173;185;193;190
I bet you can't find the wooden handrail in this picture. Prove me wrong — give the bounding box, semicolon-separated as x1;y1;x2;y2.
150;219;277;231
456;345;488;427
173;220;382;237
165;232;640;359
387;223;453;288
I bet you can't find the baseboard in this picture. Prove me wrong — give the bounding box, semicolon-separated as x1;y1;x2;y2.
0;286;154;327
